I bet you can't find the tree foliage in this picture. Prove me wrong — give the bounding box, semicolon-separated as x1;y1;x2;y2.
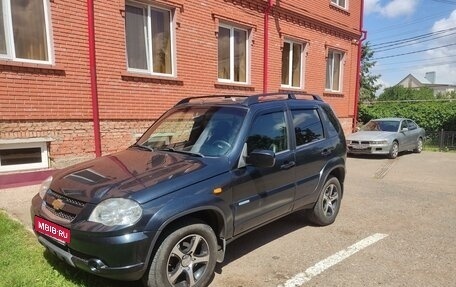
358;101;456;132
377;86;434;101
359;42;381;102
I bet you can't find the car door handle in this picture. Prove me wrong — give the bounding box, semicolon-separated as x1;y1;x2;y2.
321;148;334;156
280;161;295;170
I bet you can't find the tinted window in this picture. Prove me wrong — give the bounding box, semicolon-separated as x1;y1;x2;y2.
322;106;340;138
407;120;417;130
247;112;288;154
292;109;324;146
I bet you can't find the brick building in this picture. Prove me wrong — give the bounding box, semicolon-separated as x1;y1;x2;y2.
0;0;363;172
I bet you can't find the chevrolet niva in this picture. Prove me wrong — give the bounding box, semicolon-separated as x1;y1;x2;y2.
31;93;347;287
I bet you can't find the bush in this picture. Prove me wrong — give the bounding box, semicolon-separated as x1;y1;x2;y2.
358;101;456;132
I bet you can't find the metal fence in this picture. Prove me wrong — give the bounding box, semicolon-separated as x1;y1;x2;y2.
426;130;456;151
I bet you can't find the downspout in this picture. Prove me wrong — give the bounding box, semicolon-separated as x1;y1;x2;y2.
87;0;101;157
353;0;366;131
263;0;273;93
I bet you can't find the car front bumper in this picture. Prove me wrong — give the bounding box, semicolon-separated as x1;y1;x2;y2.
347;143;391;155
31;194;153;281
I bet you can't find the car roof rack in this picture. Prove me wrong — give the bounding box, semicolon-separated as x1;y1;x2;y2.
176;92;323;107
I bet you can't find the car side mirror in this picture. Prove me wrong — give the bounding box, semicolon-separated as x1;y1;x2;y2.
246;150;275;168
401;127;408;132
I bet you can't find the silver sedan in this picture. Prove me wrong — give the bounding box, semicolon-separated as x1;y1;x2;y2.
346;118;425;159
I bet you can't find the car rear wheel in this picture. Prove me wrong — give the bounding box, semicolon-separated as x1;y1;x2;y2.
307;177;341;226
388;141;399;159
145;220;217;287
413;138;423;153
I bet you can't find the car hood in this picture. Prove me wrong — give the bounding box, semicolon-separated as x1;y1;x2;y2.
49;148;228;204
347;131;394;141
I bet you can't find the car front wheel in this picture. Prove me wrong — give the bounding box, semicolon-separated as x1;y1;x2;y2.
145;220;217;287
307;177;341;226
388;141;399;159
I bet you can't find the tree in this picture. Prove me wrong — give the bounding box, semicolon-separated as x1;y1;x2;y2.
359;42;381;102
378;86;434;101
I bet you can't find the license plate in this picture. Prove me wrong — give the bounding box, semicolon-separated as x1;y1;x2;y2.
34;216;71;244
352;144;369;149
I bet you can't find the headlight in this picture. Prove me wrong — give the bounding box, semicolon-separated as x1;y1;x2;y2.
88;198;142;226
39;176;53;199
371;140;388;145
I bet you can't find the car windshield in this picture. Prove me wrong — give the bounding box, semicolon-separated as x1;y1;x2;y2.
361;120;400;132
136;106;246;157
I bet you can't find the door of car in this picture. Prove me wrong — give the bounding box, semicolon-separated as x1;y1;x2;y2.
231;108;296;235
290;106;335;209
405;120;421;148
399;119;414;150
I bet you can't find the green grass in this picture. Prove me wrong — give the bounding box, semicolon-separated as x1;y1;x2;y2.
0;210;141;287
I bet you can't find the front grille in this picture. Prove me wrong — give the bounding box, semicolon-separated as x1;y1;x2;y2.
43;189;87;222
351;141;370;145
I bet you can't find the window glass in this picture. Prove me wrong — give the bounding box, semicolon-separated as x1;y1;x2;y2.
292;43;301;87
218;27;230;80
292;109;324;146
0;3;6;54
331;0;347;8
408;120;417;130
125;5;148;70
282;41;302;88
11;0;49;61
218;25;248;83
234;28;246;82
322;106;340;138
326;50;343;91
151;8;171;74
247;112;288;154
125;2;173;75
0;148;42;166
281;42;290;85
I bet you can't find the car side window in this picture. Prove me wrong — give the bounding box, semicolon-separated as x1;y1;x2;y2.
321;106;340;138
407;120;417;130
400;120;408;131
246;112;288;154
291;109;324;146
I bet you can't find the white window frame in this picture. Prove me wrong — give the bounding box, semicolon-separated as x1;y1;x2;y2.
281;40;304;89
0;142;49;172
125;1;175;77
325;49;344;92
217;23;249;84
330;0;348;10
0;0;53;64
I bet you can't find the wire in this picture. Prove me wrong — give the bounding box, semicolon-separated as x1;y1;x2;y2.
372;43;456;60
371;27;456;48
373;31;456;52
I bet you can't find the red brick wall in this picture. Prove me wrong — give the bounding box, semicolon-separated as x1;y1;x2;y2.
0;0;361;166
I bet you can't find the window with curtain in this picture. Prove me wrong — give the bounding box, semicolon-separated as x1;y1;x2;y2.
331;0;347;9
281;40;303;88
325;49;344;92
0;0;52;63
125;2;173;75
218;24;248;83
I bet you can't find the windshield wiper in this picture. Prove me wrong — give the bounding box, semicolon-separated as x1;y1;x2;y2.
130;143;154;152
158;147;203;157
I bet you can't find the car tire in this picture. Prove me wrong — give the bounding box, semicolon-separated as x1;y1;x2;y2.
144;220;217;287
388;141;399;159
413;138;423;153
307;177;341;226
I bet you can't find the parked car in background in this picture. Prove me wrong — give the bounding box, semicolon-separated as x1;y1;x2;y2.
31;93;347;287
346;118;425;159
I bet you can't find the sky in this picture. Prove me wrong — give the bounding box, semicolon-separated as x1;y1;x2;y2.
363;0;456;92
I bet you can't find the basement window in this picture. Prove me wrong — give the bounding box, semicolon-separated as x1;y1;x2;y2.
0;140;50;172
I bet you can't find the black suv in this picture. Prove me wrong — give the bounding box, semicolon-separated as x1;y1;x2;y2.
31;93;346;287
